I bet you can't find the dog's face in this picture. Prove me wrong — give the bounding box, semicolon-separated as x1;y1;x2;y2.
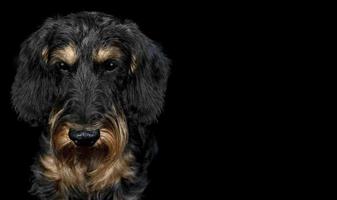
11;12;169;176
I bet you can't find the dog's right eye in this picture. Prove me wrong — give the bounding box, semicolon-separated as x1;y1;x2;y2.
55;61;70;71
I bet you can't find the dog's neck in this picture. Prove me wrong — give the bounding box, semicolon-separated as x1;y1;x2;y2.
39;150;135;197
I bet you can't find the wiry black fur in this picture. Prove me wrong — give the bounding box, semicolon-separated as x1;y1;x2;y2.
11;12;169;200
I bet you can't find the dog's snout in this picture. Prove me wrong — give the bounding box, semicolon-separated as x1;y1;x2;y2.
68;129;100;146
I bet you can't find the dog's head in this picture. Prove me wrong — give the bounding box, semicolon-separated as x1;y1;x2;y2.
11;12;169;169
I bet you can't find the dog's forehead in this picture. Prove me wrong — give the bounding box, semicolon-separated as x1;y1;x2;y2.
49;24;127;55
51;30;112;49
51;16;126;45
43;16;136;67
48;28;124;63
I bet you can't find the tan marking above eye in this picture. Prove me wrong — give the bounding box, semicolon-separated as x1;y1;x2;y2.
94;46;122;63
49;43;78;65
42;47;49;63
130;54;137;73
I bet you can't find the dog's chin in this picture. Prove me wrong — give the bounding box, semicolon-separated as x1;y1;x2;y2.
56;142;109;164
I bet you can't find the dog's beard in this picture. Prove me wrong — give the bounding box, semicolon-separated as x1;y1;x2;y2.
46;108;130;192
52;121;126;166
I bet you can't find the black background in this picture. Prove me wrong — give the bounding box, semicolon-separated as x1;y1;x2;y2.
0;3;325;199
0;2;225;199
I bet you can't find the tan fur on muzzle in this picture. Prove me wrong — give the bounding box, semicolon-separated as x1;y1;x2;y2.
39;107;134;195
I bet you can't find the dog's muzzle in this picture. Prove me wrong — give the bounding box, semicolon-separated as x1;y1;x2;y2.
68;129;100;146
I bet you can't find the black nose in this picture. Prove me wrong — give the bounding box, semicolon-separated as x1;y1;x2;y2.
68;129;100;146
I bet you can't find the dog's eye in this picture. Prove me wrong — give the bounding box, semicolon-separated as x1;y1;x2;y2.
102;59;118;72
55;61;70;71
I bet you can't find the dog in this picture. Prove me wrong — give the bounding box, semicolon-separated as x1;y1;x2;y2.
11;11;169;200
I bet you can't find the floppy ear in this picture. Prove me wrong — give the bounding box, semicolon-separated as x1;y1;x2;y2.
123;23;170;125
11;20;57;126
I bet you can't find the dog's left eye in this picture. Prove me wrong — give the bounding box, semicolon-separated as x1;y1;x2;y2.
55;61;70;71
102;59;118;72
